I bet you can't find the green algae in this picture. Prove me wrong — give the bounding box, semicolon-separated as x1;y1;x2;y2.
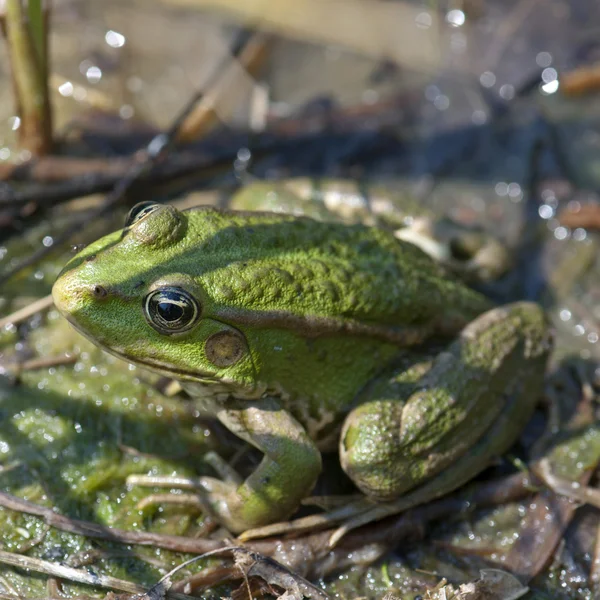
0;311;225;597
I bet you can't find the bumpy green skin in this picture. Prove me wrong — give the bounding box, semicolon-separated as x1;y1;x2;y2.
52;201;551;533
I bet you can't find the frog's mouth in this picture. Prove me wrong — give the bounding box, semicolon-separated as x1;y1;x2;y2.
62;313;238;387
110;350;223;383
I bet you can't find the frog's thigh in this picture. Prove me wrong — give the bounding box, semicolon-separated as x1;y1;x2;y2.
199;397;322;533
340;301;551;502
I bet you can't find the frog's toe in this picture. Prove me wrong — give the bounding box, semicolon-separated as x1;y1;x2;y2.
135;492;207;512
127;473;205;490
238;497;375;541
195;476;250;533
328;503;401;547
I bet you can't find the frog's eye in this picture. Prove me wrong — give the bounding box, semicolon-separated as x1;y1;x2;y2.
125;202;162;227
144;287;200;334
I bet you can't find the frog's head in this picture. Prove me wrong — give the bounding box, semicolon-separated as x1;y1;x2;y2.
52;202;268;395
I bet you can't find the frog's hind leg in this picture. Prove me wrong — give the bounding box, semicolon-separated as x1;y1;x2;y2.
240;302;552;545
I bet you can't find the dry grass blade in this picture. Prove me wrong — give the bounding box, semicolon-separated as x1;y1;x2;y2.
176;32;272;142
0;550;195;599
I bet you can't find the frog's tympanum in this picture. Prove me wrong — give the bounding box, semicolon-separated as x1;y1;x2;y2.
52;200;552;543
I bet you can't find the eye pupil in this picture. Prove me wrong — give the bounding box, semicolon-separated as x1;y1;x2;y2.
157;301;183;322
144;287;200;334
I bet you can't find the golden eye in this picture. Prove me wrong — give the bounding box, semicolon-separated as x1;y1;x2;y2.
125;202;161;227
144;287;200;334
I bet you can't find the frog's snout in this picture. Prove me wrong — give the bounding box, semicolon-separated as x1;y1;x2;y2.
52;271;107;319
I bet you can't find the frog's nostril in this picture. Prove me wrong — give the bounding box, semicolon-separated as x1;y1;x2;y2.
52;274;106;316
92;285;108;299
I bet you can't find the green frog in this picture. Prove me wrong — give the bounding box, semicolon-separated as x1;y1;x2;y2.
51;191;551;545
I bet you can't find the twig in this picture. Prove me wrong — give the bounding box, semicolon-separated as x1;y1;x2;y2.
0;155;134;183
0;491;224;554
561;62;600;97
6;353;77;373
0;150;234;207
559;202;600;230
0;294;53;329
0;550;195;600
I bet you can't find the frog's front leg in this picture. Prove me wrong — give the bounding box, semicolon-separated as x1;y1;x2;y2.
198;396;322;533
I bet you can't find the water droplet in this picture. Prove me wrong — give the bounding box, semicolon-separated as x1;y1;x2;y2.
495;182;508;196
536;51;552;67
86;66;102;84
58;81;73;97
105;30;126;48
499;84;515;100
480;71;496;88
119;104;134;119
472;110;487;125
415;12;432;29
433;95;450;110
541;80;560;95
542;68;557;84
446;9;465;26
554;226;568;240
237;147;251;162
559;309;572;321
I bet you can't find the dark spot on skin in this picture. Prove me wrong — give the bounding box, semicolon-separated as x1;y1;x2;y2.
85;254;96;262
133;280;145;289
92;285;108;299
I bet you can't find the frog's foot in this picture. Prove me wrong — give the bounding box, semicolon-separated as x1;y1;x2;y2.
301;494;364;509
127;451;242;489
135;397;323;534
128;451;244;514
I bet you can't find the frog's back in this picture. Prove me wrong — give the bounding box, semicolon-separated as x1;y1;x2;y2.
185;207;490;338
